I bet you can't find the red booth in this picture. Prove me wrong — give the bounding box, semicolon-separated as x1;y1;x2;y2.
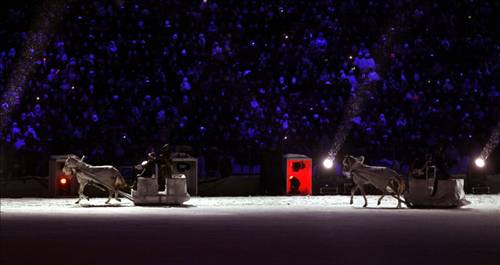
284;154;312;195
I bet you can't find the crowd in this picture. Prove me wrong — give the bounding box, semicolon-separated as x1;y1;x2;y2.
1;0;498;177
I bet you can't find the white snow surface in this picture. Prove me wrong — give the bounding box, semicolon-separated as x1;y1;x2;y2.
1;194;499;214
1;195;500;265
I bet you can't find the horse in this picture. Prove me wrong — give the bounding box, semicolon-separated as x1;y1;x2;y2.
342;155;407;208
63;155;128;204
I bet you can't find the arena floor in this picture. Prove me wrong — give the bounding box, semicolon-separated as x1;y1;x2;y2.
1;195;500;265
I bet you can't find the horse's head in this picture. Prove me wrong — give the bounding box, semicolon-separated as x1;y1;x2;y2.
342;155;365;176
64;155;86;168
62;164;76;179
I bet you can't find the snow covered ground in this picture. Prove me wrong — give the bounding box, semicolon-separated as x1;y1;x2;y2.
1;195;500;265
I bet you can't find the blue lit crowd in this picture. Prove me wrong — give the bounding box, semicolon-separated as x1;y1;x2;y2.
1;0;498;177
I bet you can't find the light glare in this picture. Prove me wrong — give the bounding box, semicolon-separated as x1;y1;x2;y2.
475;157;485;168
323;157;334;169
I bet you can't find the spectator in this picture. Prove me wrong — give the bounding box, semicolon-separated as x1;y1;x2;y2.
0;0;497;178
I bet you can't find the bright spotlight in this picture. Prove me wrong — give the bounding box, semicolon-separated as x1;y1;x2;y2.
475;157;485;168
59;177;68;185
323;157;334;169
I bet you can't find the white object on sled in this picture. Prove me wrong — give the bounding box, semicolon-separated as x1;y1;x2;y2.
405;178;469;208
132;174;190;205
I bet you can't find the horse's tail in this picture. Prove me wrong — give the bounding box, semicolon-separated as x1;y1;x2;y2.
114;175;129;189
398;176;406;195
396;175;413;207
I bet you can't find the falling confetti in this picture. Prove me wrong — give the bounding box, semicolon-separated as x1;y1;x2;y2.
329;80;375;158
479;120;500;161
0;0;66;129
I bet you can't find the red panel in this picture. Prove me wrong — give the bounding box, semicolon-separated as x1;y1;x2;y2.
286;159;312;195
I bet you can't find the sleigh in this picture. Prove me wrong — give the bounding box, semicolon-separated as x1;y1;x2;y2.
82;171;190;205
404;173;469;208
131;174;190;205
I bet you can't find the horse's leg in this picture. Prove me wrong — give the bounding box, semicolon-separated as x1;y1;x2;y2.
379;181;398;206
105;189;112;204
75;181;87;204
359;185;368;207
82;183;89;201
114;190;121;202
377;192;387;206
350;185;359;205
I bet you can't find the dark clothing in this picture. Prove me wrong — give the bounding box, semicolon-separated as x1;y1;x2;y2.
158;153;174;179
135;149;174;191
431;147;451;196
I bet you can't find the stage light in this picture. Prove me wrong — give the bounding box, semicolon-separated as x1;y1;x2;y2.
475;157;485;168
323;157;334;169
59;177;67;185
57;175;70;194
